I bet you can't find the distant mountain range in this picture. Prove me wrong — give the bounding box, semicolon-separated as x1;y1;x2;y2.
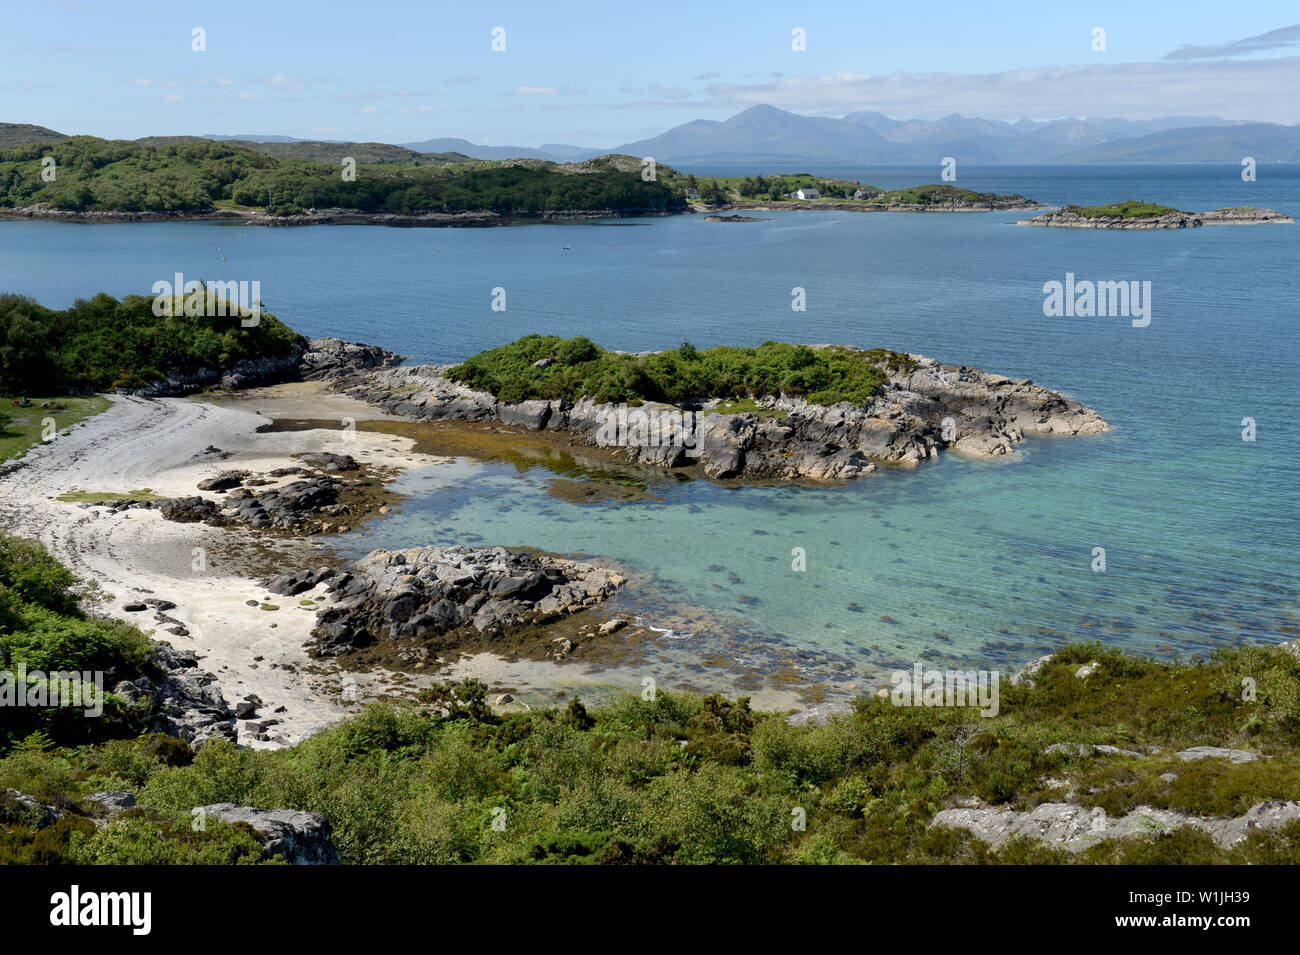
399;137;593;160
5;105;1299;164
607;106;1300;164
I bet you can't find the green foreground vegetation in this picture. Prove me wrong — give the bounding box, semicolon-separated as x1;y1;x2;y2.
1060;200;1184;219
2;531;1299;864
448;334;916;406
0;138;684;216
0;291;301;394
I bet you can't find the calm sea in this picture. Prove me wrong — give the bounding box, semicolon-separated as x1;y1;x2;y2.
3;163;1297;697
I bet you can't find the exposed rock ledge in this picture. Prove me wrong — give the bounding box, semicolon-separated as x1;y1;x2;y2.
336;352;1108;481
116;336;404;399
303;545;625;657
932;800;1300;852
1018;207;1293;229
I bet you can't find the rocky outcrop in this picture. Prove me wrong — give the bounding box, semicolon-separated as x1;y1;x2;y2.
135;641;237;746
2;789;64;829
120;347;307;398
307;545;624;656
0;204;246;223
1019;206;1292;229
297;337;404;382
102;453;387;535
1195;207;1293;225
339;351;1107;482
932;800;1300;852
116;337;404;399
83;791;137;820
194;803;339;864
1175;746;1259;764
1019;210;1202;229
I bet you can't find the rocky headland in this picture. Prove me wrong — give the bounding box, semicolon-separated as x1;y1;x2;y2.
335;351;1108;481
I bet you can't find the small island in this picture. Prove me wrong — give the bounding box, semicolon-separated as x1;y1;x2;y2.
1018;200;1293;229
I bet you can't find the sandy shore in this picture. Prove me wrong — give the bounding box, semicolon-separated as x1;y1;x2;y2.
0;383;449;746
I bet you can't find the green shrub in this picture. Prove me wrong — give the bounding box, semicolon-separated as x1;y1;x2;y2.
447;335;912;407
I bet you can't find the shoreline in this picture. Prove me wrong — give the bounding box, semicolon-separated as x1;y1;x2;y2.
0;206;678;227
0;197;1047;228
0;381;835;747
0;385;446;747
0;333;1112;751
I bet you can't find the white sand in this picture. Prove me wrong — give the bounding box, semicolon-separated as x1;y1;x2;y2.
0;384;445;747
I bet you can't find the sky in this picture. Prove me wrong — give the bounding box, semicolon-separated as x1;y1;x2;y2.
4;0;1298;147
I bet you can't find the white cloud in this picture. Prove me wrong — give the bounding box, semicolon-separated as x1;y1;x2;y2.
127;77;152;86
704;58;1300;123
513;85;559;96
262;73;306;91
1165;23;1300;60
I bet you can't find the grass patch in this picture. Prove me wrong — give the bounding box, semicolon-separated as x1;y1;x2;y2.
0;396;111;463
55;488;159;503
1061;200;1185;219
708;398;787;419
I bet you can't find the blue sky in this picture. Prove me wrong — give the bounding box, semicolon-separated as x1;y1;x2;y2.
5;1;1297;146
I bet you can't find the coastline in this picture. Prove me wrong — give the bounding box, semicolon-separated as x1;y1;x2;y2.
0;379;842;746
0;333;1112;748
0;196;1047;228
0;384;443;746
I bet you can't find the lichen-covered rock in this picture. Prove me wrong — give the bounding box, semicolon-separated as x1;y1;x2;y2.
1176;746;1259;764
195;803;339;864
931;800;1300;851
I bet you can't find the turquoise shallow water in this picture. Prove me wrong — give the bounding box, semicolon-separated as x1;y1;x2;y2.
3;163;1297;691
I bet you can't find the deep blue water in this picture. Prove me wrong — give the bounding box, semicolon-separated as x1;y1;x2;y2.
3;163;1297;694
